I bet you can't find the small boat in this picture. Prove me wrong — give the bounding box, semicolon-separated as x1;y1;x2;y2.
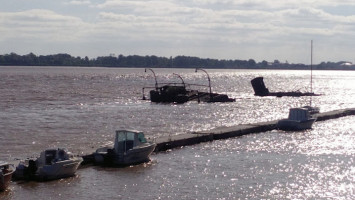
14;148;83;181
277;108;316;131
0;162;15;191
93;130;156;166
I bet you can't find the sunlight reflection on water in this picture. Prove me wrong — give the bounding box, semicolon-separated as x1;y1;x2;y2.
0;67;355;199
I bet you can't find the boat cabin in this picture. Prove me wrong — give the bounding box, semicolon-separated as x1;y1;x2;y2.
288;108;311;121
37;148;70;166
114;130;148;154
0;162;11;175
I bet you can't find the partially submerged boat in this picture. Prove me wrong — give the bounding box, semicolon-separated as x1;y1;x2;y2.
149;85;190;104
143;68;235;103
277;108;316;131
93;130;156;166
0;162;15;191
251;77;320;97
14;148;83;181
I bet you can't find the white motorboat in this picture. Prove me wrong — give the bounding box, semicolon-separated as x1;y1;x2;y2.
0;162;15;191
14;148;83;181
277;108;316;131
94;130;156;166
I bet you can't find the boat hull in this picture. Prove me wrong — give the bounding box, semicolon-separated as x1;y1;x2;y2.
37;158;82;181
94;143;156;166
113;143;156;165
277;118;316;131
14;158;82;181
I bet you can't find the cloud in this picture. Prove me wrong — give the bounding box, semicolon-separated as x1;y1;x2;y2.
1;0;355;62
0;9;91;41
66;0;92;5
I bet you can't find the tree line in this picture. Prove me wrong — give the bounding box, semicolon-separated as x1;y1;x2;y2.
0;52;354;70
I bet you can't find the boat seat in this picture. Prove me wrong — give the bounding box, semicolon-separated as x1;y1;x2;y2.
125;140;134;151
45;150;57;165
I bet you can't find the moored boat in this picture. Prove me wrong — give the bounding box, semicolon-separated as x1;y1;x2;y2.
93;130;156;166
277;108;316;131
14;148;83;181
0;162;15;191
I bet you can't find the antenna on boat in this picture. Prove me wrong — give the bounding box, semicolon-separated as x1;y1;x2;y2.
145;68;158;90
173;73;185;88
195;68;212;99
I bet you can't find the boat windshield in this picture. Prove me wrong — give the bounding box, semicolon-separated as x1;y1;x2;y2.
116;131;135;142
138;132;147;143
115;130;137;153
116;131;127;142
45;150;57;165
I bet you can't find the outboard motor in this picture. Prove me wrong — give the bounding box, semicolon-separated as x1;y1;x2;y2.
251;77;270;96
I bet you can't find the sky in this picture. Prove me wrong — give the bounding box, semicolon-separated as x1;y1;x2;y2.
1;0;355;64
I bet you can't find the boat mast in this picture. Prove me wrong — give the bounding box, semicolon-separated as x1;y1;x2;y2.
310;40;313;106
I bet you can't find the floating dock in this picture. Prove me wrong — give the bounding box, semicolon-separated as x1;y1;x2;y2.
82;108;355;164
153;108;355;152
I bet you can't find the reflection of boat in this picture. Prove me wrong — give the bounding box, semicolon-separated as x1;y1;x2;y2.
14;148;83;181
277;108;316;131
0;162;15;191
93;130;156;166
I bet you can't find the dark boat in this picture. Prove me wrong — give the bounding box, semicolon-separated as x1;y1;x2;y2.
143;68;235;103
149;85;190;104
251;77;320;97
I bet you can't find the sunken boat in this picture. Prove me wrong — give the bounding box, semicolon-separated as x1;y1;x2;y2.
251;77;320;97
143;68;235;103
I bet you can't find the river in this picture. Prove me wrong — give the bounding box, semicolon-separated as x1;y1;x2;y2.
0;66;354;199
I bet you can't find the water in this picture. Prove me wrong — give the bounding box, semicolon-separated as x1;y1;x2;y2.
0;66;354;199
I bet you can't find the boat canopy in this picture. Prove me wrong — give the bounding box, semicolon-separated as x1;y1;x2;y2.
37;148;70;166
114;130;148;154
288;108;311;121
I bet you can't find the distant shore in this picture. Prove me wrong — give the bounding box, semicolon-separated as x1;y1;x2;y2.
1;52;354;70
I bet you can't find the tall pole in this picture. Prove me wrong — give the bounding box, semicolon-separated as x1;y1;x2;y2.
195;68;212;98
310;40;313;106
145;68;158;90
311;40;313;94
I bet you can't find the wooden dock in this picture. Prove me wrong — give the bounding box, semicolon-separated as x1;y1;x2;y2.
153;108;355;152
